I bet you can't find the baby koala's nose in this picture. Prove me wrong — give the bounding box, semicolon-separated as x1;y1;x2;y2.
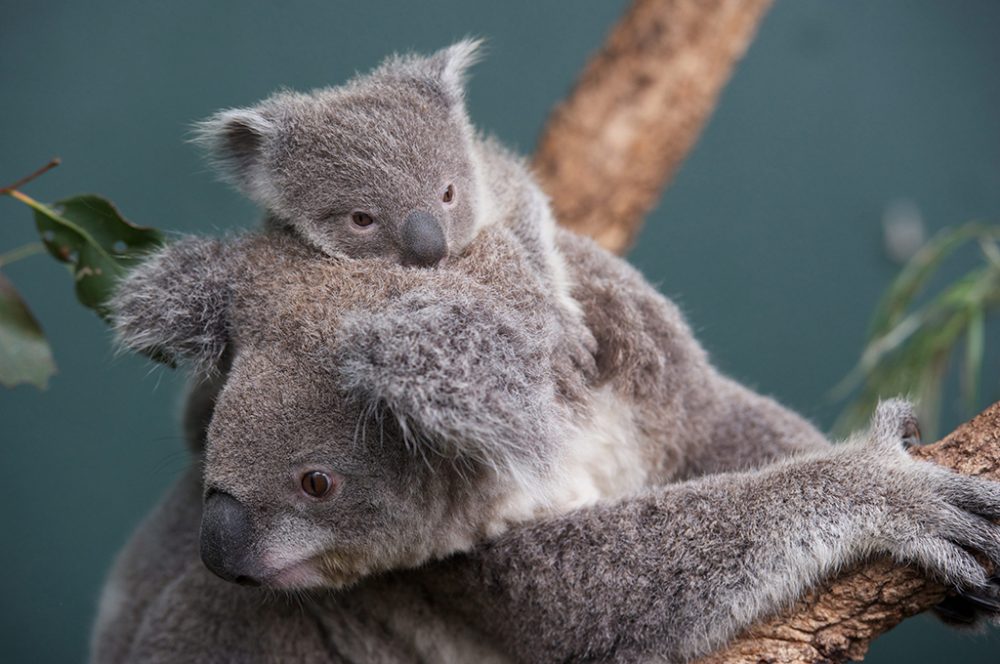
200;490;262;586
400;210;447;267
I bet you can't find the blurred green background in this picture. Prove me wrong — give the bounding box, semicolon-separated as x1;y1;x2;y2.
2;1;999;661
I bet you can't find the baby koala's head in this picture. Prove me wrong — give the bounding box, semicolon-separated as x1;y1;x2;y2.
195;40;485;266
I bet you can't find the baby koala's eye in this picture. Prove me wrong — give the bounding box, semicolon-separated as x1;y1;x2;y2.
442;184;455;205
351;211;375;228
301;470;334;498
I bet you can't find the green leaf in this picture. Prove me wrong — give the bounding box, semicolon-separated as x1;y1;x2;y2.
833;222;1000;439
867;224;993;338
20;192;164;320
0;272;57;389
962;306;984;414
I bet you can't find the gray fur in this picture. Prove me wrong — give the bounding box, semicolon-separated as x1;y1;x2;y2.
415;398;1000;663
110;238;232;370
334;291;560;476
94;221;1000;663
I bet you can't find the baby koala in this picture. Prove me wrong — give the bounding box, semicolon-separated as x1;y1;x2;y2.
195;40;591;375
195;40;570;290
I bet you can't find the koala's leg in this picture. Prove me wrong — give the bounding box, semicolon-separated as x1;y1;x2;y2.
422;401;1000;663
675;377;832;479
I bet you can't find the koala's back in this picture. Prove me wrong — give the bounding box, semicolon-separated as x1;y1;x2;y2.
556;228;827;481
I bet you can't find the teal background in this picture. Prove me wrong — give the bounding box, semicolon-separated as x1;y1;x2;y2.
2;1;999;661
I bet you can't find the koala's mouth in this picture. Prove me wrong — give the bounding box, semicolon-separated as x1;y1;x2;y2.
263;549;370;590
264;554;328;590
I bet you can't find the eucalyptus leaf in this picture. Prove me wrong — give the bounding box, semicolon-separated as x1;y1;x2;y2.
24;193;164;319
0;272;56;389
868;225;985;338
835;223;1000;439
963;307;984;412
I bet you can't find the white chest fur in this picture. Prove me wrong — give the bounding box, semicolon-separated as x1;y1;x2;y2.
482;385;648;539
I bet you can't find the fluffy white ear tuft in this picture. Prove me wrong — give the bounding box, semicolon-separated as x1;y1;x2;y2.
110;237;234;371
333;289;559;478
191;108;277;206
435;38;485;103
377;38;486;106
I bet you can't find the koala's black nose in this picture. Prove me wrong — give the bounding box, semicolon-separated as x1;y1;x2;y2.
400;210;446;267
200;491;261;586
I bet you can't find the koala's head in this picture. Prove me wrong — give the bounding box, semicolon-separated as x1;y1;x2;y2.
111;230;563;589
195;40;486;267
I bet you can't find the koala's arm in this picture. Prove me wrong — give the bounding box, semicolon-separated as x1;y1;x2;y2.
422;401;1000;663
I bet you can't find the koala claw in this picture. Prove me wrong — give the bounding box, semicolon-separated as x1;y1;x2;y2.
933;576;1000;627
963;583;1000;612
889;471;1000;595
568;337;598;376
556;324;599;381
900;418;921;449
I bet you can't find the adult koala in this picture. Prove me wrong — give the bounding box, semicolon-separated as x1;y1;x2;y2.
93;223;1000;663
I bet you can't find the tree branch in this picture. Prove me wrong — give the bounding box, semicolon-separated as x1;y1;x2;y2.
694;401;1000;664
533;0;772;255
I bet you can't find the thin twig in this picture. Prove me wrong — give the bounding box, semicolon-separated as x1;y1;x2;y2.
0;242;45;269
0;158;61;195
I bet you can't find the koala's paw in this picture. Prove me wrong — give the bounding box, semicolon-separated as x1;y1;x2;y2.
858;401;1000;597
933;577;1000;629
887;471;1000;592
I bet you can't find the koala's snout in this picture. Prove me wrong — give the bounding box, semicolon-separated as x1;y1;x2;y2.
200;491;262;586
400;210;446;267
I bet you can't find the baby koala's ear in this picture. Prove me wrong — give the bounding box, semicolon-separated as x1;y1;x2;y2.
334;289;557;476
192;107;277;207
110;238;233;371
421;38;484;106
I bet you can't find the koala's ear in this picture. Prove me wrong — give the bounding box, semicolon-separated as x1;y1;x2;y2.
379;39;483;107
192;107;277;206
111;238;233;371
435;38;483;102
334;290;557;476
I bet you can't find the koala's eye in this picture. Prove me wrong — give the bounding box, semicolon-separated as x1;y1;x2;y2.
351;212;375;228
442;184;455;204
301;471;333;498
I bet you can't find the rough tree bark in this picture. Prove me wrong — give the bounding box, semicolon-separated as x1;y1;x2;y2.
533;0;772;254
533;0;1000;661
